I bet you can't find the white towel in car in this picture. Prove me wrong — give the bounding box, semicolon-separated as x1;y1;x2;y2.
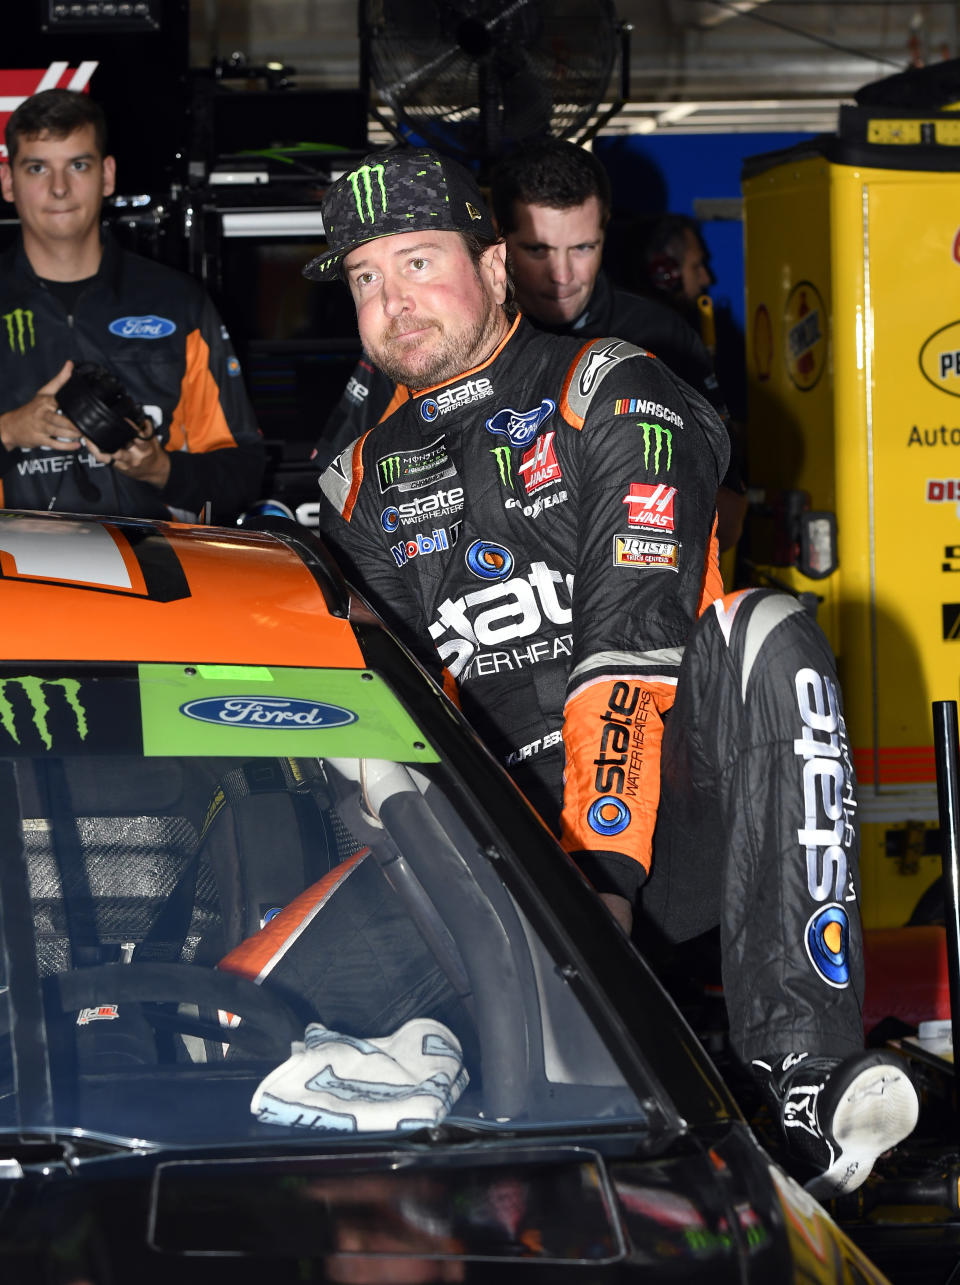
251;1017;468;1132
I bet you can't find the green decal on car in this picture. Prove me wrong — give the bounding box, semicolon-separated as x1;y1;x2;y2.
0;676;87;749
138;664;438;761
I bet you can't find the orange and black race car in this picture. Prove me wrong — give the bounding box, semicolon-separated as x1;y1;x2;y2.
0;508;930;1283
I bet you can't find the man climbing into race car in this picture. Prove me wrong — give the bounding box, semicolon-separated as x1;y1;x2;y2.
308;147;918;1200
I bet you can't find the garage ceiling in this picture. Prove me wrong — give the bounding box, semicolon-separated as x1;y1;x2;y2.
190;1;960;136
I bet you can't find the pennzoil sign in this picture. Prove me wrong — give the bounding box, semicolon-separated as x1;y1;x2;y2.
919;321;960;398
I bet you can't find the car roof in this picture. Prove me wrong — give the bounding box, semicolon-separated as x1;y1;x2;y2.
0;511;365;667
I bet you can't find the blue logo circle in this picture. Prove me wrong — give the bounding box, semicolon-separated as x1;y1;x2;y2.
587;796;631;837
420;399;439;422
805;903;850;988
380;506;400;533
465;539;514;581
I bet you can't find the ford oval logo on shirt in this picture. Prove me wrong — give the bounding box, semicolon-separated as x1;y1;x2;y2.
180;697;357;728
108;315;177;339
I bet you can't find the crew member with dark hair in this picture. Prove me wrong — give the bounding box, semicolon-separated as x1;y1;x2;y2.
310;146;918;1202
0;89;264;520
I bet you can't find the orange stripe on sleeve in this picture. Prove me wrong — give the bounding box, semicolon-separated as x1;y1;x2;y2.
558;341;598;430
342;430;372;523
168;329;239;453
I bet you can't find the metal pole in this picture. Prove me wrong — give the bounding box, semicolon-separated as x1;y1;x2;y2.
932;700;960;1091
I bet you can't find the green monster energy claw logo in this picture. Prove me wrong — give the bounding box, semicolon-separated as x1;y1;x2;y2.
347;163;387;224
4;308;35;355
490;445;513;489
0;677;88;749
379;455;401;487
638;422;672;473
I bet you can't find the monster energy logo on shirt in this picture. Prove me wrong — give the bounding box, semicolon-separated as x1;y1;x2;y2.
4;308;35;354
490;446;513;489
638;422;672;473
0;677;88;749
347;163;387;223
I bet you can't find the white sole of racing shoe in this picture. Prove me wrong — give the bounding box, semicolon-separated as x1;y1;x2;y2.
803;1060;919;1201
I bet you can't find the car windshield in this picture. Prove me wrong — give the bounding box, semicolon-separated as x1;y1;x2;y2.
0;662;656;1149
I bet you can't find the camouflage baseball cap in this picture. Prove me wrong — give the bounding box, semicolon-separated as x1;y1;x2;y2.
303;147;496;282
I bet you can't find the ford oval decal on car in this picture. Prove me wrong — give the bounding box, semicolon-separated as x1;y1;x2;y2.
108;315;177;339
179;697;357;728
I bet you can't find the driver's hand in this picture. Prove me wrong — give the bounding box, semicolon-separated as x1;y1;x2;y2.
0;361;82;451
84;420;172;489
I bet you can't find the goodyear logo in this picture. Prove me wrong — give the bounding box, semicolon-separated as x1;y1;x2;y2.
347;162;387;224
4;308;35;355
0;677;88;749
638;422;672;473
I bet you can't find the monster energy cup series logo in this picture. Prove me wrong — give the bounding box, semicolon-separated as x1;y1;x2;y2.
347;163;387;223
4;309;35;355
0;677;88;749
638;422;672;473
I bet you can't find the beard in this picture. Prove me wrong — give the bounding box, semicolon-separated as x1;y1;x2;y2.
367;292;506;390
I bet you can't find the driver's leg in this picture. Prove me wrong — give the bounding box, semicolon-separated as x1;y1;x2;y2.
643;587;917;1197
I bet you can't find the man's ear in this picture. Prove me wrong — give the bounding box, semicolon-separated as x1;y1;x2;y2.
480;239;508;304
0;162;13;206
102;154;116;199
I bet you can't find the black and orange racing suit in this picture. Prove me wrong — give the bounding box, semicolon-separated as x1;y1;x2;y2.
318;316;864;1065
0;233;264;521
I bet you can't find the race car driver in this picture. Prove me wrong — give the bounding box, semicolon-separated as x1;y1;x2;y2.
0;89;264;522
309;147;918;1199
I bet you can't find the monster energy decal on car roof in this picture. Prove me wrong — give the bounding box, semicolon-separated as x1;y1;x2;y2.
0;667;140;755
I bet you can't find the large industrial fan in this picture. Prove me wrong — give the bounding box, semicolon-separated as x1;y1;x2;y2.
360;0;628;170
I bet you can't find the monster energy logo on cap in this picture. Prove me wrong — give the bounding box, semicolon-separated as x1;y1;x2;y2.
638;423;672;474
490;445;513;489
4;308;35;355
0;677;88;749
303;147;495;283
347;162;387;224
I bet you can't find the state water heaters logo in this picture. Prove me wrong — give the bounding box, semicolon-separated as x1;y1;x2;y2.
420;377;493;422
783;281;826;392
0;676;88;749
794;667;857;988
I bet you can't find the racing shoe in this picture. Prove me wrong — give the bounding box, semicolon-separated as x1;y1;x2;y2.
754;1049;919;1200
